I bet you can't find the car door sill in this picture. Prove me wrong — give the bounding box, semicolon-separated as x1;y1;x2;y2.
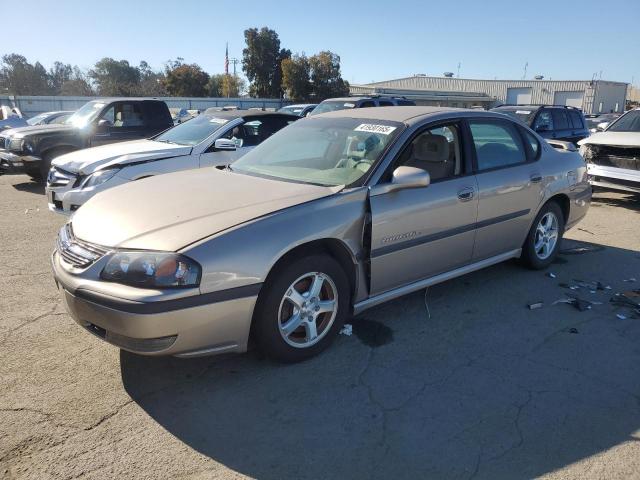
353;249;522;315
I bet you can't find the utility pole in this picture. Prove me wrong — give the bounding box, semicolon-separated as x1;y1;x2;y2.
457;62;461;78
229;58;240;77
522;61;528;80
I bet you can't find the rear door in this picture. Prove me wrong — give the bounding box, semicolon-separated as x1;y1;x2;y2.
369;120;478;295
567;109;588;143
469;118;543;260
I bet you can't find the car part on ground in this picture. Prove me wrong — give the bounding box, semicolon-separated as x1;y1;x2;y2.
51;106;590;361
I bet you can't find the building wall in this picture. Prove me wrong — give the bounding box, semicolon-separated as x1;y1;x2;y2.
356;77;628;114
0;95;289;117
592;83;628;113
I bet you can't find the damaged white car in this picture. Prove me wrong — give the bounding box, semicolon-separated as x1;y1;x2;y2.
45;111;298;214
578;108;640;193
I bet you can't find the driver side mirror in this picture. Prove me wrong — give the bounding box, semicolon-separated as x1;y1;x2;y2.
213;138;237;151
97;119;111;127
371;166;431;196
596;122;609;132
535;125;549;133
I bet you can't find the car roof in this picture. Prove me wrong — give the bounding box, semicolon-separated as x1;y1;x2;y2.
282;104;316;108
202;110;299;121
312;105;463;122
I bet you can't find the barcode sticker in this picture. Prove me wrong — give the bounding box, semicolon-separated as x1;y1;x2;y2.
354;124;397;135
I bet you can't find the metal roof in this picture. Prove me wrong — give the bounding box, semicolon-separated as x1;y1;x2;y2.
310;106;463;122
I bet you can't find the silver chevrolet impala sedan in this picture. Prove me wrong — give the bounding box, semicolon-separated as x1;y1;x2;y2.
51;107;591;362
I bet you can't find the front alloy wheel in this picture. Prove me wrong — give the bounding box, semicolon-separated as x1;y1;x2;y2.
253;254;349;362
278;272;338;348
522;201;565;269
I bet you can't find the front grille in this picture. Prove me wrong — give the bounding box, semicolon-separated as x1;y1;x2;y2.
47;166;78;188
57;224;110;268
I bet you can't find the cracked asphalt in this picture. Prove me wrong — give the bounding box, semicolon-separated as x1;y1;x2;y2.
1;173;640;480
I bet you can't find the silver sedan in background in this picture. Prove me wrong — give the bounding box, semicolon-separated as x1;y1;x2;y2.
51;107;591;362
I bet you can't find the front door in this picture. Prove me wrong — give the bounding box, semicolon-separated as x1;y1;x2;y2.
90;102;148;147
369;122;478;295
468;119;543;260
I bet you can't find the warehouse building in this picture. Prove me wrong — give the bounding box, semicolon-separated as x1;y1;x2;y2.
350;76;628;114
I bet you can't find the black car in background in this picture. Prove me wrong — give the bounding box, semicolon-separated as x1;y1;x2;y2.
0;98;173;180
491;105;590;145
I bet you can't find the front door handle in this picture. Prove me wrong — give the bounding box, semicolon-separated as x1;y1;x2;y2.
457;187;475;202
530;174;542;183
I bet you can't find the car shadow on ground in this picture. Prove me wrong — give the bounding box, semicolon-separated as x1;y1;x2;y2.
11;179;44;195
121;239;640;479
592;191;640;213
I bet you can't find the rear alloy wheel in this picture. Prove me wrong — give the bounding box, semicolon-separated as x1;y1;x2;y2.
522;201;565;269
254;255;349;362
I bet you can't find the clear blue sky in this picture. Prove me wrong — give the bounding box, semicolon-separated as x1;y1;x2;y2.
5;0;639;85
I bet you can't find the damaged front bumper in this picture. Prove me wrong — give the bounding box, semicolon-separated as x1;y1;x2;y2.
587;164;640;194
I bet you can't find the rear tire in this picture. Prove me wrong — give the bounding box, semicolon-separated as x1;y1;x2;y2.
521;201;565;269
253;254;350;363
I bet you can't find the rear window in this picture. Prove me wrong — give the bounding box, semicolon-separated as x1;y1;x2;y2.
568;110;584;129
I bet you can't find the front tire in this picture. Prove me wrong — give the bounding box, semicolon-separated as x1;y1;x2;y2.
521;201;564;269
253;255;350;363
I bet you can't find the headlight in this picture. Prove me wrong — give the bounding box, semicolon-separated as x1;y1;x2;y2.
23;140;34;153
101;251;201;288
82;169;119;188
9;138;23;152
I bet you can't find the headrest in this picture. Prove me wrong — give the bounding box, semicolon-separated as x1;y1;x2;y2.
413;134;449;162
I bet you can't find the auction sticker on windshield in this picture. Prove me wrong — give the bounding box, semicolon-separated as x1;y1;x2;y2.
208;118;229;124
516;110;531;115
354;124;397;135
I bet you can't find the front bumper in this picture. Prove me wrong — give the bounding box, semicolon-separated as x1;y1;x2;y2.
52;251;259;357
0;151;40;175
587;164;640;194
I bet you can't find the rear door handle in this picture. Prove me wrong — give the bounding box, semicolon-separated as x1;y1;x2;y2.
457;187;475;202
530;174;542;183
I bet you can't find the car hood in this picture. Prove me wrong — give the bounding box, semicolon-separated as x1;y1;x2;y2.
52;139;192;175
71;168;341;251
578;131;640;147
9;123;76;138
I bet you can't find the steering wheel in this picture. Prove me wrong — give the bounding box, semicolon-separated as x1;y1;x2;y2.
353;159;373;169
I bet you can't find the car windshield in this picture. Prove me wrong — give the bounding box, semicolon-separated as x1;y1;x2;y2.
155;114;232;146
493;108;537;126
26;113;49;125
65;101;106;128
309;101;357;116
231;117;402;187
607;110;640;132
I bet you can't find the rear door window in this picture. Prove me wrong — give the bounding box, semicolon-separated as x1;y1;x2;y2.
379;100;394;107
469;120;527;171
359;101;375;108
533;111;554;131
551;109;569;130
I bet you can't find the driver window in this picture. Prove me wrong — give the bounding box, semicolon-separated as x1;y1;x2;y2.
391;123;463;182
99;105;115;126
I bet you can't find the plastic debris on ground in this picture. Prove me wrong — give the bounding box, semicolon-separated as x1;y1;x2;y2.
553;295;596;312
623;278;637;283
616;314;628;320
339;324;353;336
546;272;557;279
528;302;544;310
568;327;579;334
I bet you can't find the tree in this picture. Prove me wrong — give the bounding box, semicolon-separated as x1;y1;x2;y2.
309;51;349;100
59;66;94;96
89;58;141;96
222;75;246;98
163;63;209;97
49;61;74;94
206;74;225;97
282;54;311;101
0;54;52;95
136;61;166;96
242;27;290;98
